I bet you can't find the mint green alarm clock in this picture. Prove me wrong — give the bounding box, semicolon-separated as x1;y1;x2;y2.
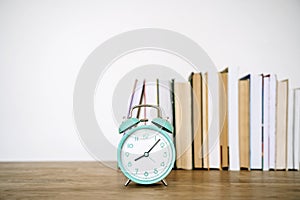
117;104;175;186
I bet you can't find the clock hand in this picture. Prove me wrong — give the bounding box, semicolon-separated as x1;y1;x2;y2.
134;154;145;161
146;139;161;153
134;139;161;162
148;156;156;163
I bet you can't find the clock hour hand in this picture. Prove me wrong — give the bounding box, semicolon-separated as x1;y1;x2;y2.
134;151;150;161
134;154;145;161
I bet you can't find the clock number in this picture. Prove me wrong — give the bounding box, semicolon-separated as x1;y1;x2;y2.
160;162;165;167
125;152;130;157
163;152;167;158
160;142;165;148
134;136;139;141
154;168;158;174
155;135;157;141
127;143;133;148
143;134;149;139
135;168;138;175
144;171;149;177
128;162;132;167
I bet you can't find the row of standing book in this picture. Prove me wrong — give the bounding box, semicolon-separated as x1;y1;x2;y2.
127;67;300;171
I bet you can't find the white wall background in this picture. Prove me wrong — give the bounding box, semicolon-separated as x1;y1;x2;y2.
0;0;299;161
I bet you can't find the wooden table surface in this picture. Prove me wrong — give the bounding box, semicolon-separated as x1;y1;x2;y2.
0;162;300;199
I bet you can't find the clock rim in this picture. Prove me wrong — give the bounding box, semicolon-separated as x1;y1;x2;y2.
117;125;175;185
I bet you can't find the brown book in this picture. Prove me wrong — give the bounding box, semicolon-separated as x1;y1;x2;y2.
219;69;229;169
239;76;250;170
202;72;209;169
190;73;203;169
276;79;289;170
174;82;193;170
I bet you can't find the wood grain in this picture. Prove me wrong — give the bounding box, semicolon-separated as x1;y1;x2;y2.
0;162;300;199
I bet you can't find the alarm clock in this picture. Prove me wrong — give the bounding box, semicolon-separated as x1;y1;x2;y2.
117;104;175;186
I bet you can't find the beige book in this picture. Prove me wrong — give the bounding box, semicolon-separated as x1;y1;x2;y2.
174;82;193;170
202;73;209;169
239;77;250;170
275;79;289;170
219;69;229;169
190;73;203;168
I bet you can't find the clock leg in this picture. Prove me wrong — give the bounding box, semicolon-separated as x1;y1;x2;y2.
161;179;168;186
124;179;131;186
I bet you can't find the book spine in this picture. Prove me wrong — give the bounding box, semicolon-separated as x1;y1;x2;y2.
189;73;195;169
171;79;177;169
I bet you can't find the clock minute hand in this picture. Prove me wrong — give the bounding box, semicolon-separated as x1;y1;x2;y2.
147;139;161;153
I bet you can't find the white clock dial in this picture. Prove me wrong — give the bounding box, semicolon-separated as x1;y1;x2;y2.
119;128;174;182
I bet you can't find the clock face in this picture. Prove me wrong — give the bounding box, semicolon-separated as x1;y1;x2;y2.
118;125;175;184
